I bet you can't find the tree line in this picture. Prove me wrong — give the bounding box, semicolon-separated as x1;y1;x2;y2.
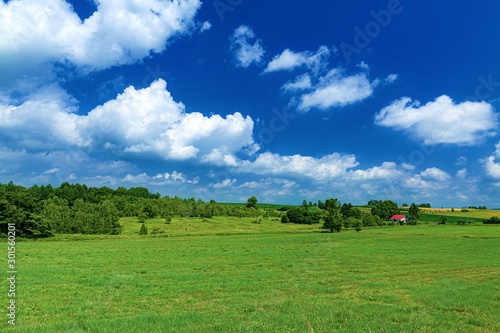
282;199;425;233
0;182;263;238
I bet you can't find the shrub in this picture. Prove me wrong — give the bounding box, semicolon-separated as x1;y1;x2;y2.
139;223;148;235
151;227;164;234
286;207;321;224
483;216;500;224
353;220;362;232
281;215;289;223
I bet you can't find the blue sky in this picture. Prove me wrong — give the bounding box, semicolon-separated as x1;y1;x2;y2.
1;0;500;207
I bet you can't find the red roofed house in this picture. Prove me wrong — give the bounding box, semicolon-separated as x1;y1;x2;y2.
390;214;408;223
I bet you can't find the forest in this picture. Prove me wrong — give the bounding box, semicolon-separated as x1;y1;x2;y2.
0;182;269;238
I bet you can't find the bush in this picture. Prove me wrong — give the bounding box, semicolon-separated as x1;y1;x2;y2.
139;223;148;235
483;216;500;224
151;227;164;234
286;207;321;225
362;214;375;227
281;215;289;223
353;220;362;232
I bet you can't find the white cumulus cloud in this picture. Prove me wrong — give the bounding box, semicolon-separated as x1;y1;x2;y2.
420;167;451;181
230;25;265;68
213;178;237;189
237;152;359;180
297;69;374;112
0;79;257;161
484;141;500;179
0;0;201;88
375;95;498;145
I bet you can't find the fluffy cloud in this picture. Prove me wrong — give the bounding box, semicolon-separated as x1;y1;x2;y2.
0;0;201;86
375;95;498;145
281;74;312;92
485;141;500;179
0;80;257;161
230;25;265;68
0;85;86;149
348;162;403;181
236;152;360;180
264;46;331;74
420;167;451;181
213;178;237;189
84;80;256;160
297;69;375;112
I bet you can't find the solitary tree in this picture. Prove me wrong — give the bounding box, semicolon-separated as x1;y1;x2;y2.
323;210;342;232
372;200;399;221
408;203;421;221
246;196;258;209
323;198;342;232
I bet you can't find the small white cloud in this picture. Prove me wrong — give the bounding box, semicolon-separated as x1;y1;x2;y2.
239;181;260;189
230;25;265;68
402;163;416;171
41;168;60;175
456;168;467;180
264;46;330;74
375;95;498;145
348;162;403;181
357;61;369;71
297;69;374;112
213;178;237;189
384;74;398;84
200;21;212;32
123;173;150;184
281;74;312;92
420;167;450;181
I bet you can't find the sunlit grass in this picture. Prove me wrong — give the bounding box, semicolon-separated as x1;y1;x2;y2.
2;221;499;332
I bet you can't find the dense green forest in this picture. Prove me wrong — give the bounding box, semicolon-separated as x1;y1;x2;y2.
0;182;265;238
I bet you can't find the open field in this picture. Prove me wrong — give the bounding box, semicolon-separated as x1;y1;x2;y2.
419;208;499;219
2;218;500;332
416;209;499;225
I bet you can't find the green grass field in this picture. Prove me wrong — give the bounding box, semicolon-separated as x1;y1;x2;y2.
2;217;500;332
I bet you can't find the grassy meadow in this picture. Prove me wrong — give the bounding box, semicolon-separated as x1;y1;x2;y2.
2;213;500;332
